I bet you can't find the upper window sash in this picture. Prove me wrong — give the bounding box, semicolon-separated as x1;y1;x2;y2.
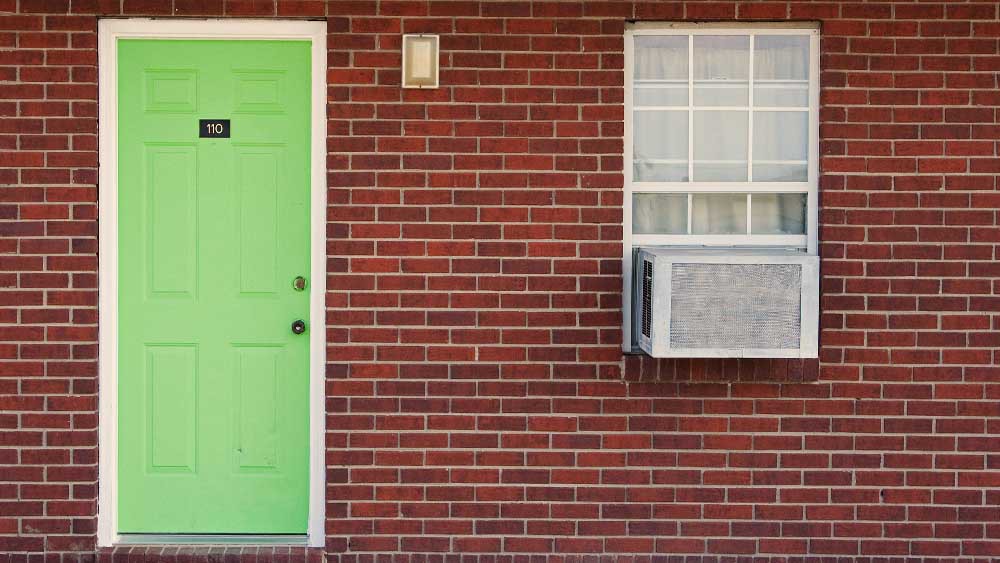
624;24;820;252
629;28;817;187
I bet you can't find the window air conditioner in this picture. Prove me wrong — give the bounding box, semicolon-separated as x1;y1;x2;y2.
635;247;819;358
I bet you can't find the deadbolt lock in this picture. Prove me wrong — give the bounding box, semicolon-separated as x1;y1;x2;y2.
292;276;307;291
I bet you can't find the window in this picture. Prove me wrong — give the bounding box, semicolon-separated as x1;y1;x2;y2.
623;23;819;350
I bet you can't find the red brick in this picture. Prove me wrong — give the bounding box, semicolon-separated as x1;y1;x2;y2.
1;1;999;560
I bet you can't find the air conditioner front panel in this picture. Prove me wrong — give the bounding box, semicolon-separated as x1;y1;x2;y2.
669;263;801;350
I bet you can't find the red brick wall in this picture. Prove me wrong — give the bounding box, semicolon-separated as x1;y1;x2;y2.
2;1;1000;561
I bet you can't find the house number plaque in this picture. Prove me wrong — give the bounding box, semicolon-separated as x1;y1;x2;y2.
199;119;230;138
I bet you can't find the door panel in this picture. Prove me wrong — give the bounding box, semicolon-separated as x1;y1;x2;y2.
146;345;197;472
236;147;282;294
117;39;311;534
235;345;283;470
145;144;198;297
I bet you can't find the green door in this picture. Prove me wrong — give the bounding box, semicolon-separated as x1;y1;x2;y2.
116;39;311;533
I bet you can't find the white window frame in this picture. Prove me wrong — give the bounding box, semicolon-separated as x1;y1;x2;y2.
623;22;820;351
96;18;328;547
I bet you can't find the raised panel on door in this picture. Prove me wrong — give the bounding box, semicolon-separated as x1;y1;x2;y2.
146;345;198;473
235;147;282;295
144;144;198;298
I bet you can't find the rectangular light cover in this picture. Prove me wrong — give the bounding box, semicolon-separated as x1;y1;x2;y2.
402;34;439;88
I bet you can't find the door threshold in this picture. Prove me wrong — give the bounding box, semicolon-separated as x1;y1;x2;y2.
116;534;308;546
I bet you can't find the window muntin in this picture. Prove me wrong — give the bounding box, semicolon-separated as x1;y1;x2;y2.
627;26;818;248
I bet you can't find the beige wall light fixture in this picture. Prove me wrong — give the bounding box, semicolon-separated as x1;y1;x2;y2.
402;34;439;88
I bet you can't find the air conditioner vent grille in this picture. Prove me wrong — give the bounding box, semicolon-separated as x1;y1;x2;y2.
669;263;801;350
641;259;653;337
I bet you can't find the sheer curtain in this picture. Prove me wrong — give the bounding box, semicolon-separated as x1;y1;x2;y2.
633;193;687;234
751;35;809;234
634;36;689;183
691;193;746;235
754;35;809;82
634;36;687;82
752;193;807;235
752;35;809;186
632;33;810;236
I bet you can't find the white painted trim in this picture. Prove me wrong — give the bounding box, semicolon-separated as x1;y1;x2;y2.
807;32;820;255
622;23;821;351
306;18;328;550
634;106;810;112
747;36;755;184
632;182;811;193
97;18;327;548
630;22;821;33
97;19;118;547
632;234;807;247
622;27;635;351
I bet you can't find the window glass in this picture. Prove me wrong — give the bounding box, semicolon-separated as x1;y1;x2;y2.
753;111;808;181
693;111;747;182
634;36;688;107
754;35;809;107
754;36;809;80
633;111;688;182
691;193;747;235
633;193;688;234
751;193;807;234
635;36;688;81
693;35;749;106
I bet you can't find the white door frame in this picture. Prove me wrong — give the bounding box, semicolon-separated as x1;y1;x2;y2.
96;18;327;547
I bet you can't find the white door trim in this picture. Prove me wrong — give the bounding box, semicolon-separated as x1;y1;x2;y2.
96;18;327;547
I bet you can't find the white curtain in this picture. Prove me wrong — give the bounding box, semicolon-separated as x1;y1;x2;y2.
635;36;687;81
691;193;746;235
752;193;806;235
633;192;805;236
753;35;810;187
632;34;810;236
754;35;809;81
633;193;687;234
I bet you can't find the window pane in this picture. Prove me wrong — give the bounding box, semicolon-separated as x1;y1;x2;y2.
754;111;807;160
754;85;808;107
634;36;688;107
754;35;809;108
754;36;809;81
633;193;688;234
634;161;689;183
635;84;688;107
753;163;808;182
692;193;747;235
635;36;688;81
693;111;747;182
751;193;807;235
633;111;688;182
693;35;749;106
695;82;748;107
753;111;807;182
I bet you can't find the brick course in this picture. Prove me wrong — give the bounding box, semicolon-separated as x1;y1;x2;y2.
2;0;1000;561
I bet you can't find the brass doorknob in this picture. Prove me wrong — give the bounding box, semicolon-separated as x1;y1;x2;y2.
292;276;307;291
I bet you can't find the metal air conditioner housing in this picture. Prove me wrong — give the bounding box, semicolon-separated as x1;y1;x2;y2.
635;247;819;358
